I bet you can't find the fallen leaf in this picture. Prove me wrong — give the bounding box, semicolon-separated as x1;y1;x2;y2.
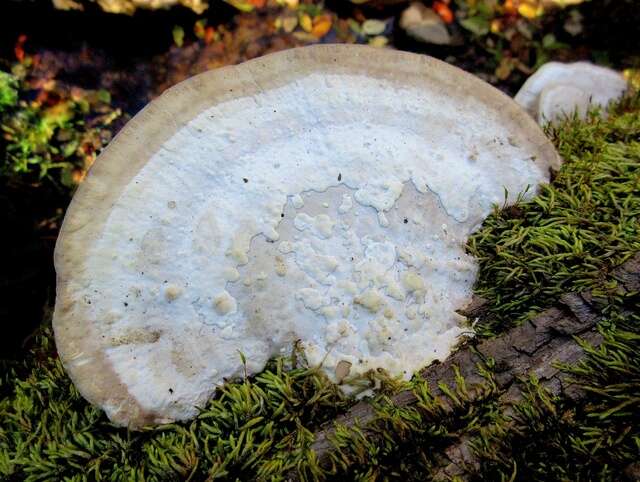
503;0;517;15
368;35;389;47
495;57;515;80
433;1;453;24
348;18;362;35
548;0;584;5
224;0;255;12
194;19;207;39
517;2;543;19
312;15;332;38
204;26;216;44
300;13;313;33
624;68;640;91
14;34;27;63
293;31;317;42
459;16;489;36
282;16;298;33
52;0;84;10
362;19;386;36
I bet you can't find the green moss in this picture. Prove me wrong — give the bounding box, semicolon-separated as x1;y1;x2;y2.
320;363;501;480
468;96;640;336
0;64;121;190
0;71;18;113
0;332;353;481
471;308;640;481
2;96;639;481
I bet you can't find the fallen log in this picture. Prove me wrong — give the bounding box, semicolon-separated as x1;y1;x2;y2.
295;253;640;479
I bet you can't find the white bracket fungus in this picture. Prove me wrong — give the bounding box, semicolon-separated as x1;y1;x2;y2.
53;45;559;428
515;61;628;125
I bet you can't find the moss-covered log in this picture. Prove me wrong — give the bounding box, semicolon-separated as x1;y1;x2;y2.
297;254;640;479
2;94;639;482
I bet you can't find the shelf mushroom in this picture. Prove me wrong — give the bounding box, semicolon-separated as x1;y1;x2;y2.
515;61;628;124
53;45;559;428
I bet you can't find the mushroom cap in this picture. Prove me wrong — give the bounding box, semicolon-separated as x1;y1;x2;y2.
514;61;628;124
53;44;559;428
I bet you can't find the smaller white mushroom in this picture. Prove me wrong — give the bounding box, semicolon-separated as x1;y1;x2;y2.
515;62;628;124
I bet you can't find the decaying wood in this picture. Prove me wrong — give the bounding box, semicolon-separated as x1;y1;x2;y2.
299;253;640;479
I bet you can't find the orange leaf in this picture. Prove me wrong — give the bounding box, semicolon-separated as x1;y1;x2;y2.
194;20;206;38
504;0;517;15
14;34;27;63
433;1;453;24
312;15;332;38
204;26;216;44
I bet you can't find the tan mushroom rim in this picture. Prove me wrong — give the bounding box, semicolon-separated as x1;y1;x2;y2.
53;44;559;428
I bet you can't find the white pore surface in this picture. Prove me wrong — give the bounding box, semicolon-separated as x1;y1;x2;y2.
85;73;549;422
514;61;628;124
